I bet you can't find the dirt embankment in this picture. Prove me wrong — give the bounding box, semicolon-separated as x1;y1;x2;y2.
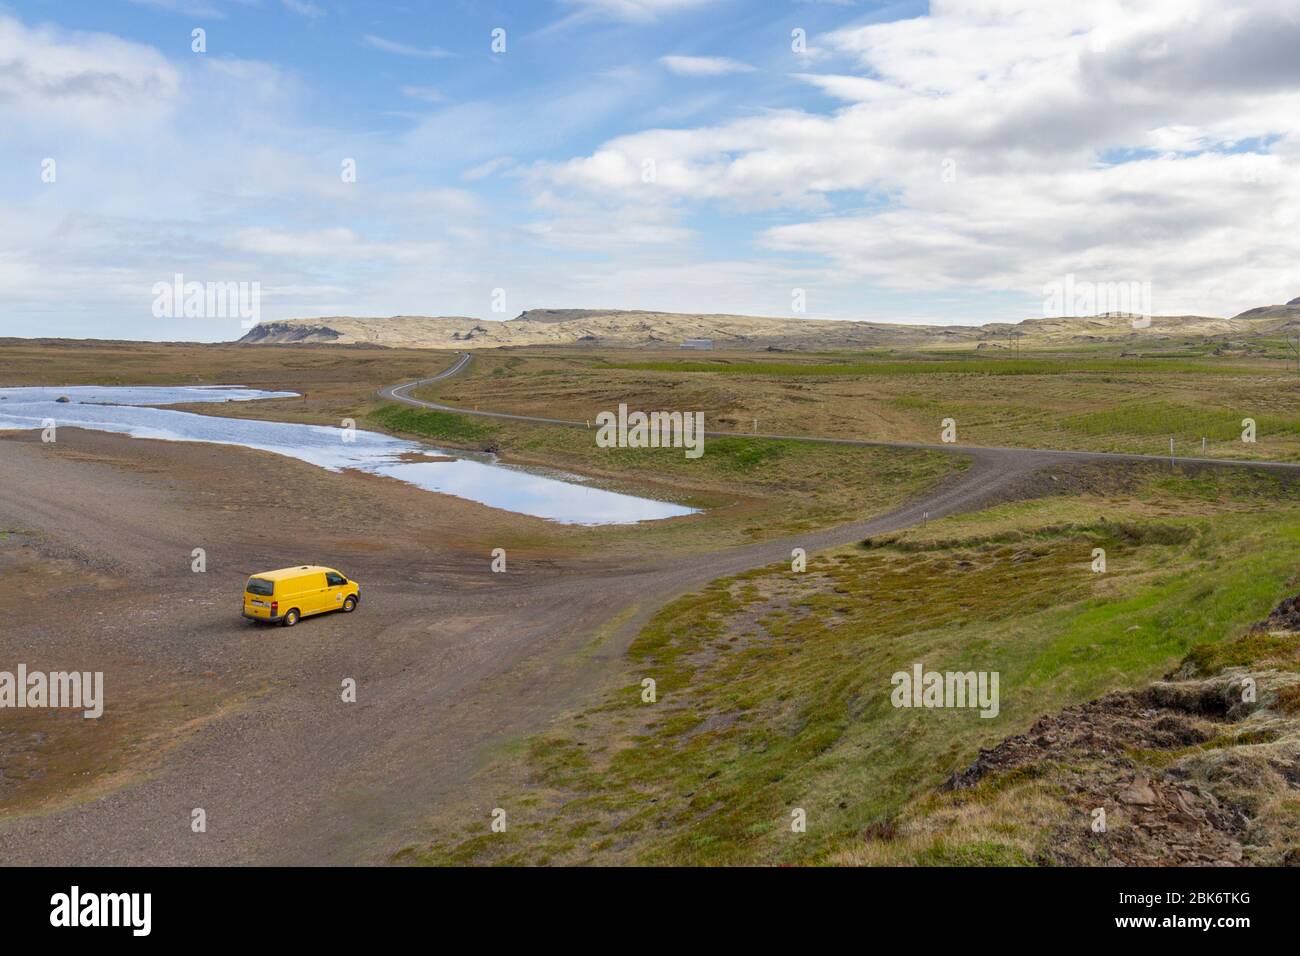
930;598;1300;866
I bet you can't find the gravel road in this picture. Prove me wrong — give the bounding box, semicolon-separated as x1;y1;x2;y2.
2;355;1296;865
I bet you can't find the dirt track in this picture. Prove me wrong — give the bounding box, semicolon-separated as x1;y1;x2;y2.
383;351;1300;474
3;359;1297;865
0;439;1038;864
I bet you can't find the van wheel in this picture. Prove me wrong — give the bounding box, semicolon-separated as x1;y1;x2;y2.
282;608;300;627
342;596;357;613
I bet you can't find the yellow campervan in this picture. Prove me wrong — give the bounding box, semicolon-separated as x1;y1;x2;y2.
242;566;360;627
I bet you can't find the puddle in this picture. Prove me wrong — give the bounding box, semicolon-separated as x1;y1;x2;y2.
0;386;696;525
0;385;299;406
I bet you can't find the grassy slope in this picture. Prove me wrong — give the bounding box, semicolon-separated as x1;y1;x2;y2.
426;348;1300;462
396;467;1300;865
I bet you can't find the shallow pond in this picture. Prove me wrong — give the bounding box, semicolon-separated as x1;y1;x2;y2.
0;386;696;525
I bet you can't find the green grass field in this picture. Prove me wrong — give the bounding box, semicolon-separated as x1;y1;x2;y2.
396;466;1300;865
365;403;964;552
9;339;1300;864
601;357;1253;377
427;347;1300;461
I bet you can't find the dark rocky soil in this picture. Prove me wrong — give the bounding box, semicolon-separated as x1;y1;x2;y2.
943;596;1300;866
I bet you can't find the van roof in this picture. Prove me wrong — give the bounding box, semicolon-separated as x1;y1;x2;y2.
249;566;336;581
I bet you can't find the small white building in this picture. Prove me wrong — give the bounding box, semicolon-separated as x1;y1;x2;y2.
680;338;713;350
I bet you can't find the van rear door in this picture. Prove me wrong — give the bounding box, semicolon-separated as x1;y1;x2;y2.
245;577;276;619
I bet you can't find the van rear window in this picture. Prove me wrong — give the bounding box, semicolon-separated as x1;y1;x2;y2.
246;578;274;596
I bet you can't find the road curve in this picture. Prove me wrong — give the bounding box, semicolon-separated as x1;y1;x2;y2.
4;353;1292;868
380;351;1300;475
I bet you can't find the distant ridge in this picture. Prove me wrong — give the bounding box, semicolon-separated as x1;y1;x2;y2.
238;302;1300;351
1229;298;1300;322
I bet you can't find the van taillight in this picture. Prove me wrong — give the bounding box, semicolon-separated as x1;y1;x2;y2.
271;601;278;613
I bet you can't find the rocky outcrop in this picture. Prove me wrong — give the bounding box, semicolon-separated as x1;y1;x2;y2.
238;321;343;344
936;595;1300;866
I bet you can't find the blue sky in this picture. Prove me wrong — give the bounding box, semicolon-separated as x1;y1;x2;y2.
2;0;1298;341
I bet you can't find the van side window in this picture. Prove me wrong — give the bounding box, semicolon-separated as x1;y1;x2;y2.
325;572;346;586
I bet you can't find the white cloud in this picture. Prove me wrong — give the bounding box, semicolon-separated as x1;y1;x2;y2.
127;0;226;17
282;0;325;17
522;217;694;250
400;69;653;169
0;15;472;337
7;0;1300;338
536;0;1300;316
521;192;694;251
361;34;450;59
791;73;900;103
397;188;484;220
560;0;721;22
659;55;754;77
462;157;516;181
0;15;180;129
401;85;443;103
